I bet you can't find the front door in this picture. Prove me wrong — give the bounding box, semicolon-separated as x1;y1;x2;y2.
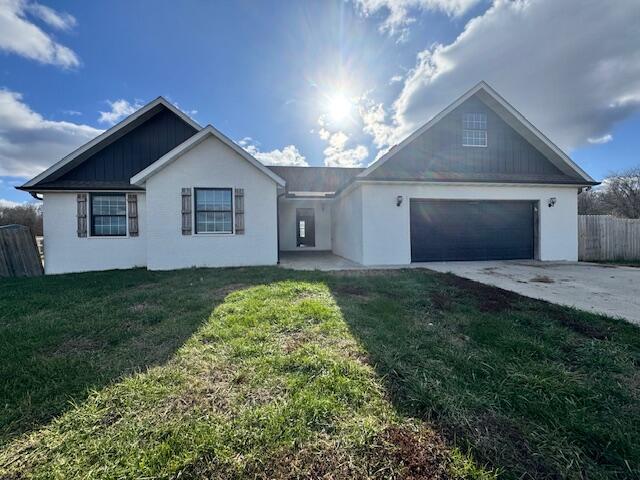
296;208;315;247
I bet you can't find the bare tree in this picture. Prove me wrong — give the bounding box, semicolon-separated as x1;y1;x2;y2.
600;168;640;218
0;204;43;236
578;188;607;215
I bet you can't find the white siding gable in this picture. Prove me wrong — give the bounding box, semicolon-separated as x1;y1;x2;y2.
145;134;278;270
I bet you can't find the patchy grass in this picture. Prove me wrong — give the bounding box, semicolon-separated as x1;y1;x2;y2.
1;268;639;479
334;272;640;479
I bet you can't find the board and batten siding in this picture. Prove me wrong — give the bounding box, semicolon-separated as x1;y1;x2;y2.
52;107;197;184
579;215;640;261
42;192;147;274
369;96;580;183
144;134;278;270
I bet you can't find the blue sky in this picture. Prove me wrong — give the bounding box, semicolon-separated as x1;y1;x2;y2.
1;0;639;205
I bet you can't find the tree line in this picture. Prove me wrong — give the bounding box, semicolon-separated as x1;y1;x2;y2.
0;203;43;236
579;167;640;218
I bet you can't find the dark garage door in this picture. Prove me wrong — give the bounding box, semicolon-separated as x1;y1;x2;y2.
410;200;535;262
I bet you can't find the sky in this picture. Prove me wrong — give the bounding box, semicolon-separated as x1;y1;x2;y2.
1;0;639;206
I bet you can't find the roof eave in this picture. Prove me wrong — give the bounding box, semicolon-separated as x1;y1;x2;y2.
357;178;599;187
16;185;145;193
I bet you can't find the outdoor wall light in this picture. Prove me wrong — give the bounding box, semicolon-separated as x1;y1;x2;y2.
548;197;557;208
396;195;403;206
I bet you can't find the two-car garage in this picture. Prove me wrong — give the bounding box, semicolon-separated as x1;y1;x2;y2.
410;199;537;262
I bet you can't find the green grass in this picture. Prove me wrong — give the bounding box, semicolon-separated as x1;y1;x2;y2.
1;267;639;479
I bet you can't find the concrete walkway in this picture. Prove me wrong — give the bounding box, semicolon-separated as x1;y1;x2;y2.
279;251;364;271
426;260;640;325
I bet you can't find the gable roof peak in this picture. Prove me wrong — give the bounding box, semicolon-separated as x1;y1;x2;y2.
130;123;286;187
358;81;596;184
20;96;201;190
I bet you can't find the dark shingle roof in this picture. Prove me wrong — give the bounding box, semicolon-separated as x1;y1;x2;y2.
23;180;144;191
267;166;363;194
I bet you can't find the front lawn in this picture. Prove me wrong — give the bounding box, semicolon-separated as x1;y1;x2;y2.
1;267;638;479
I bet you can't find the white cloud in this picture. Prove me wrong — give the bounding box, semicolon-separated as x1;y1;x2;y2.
352;0;481;38
318;128;331;141
315;109;370;167
359;99;398;148
98;99;143;125
323;131;369;167
62;109;81;116
237;136;254;147
587;134;613;145
328;131;349;150
26;2;76;30
382;0;640;153
0;0;80;68
0;89;102;178
324;144;369;168
0;198;23;208
389;75;404;84
244;143;309;167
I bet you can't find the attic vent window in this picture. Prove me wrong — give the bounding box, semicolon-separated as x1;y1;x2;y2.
462;112;487;147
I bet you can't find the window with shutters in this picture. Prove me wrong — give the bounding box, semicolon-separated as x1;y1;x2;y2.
90;193;126;236
194;188;233;234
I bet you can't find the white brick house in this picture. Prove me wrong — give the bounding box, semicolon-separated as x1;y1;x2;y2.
19;82;597;274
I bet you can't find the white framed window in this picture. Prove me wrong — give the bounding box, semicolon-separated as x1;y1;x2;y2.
194;188;233;234
463;112;487;147
90;193;126;236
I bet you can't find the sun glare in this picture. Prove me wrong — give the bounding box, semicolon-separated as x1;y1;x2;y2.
327;94;351;123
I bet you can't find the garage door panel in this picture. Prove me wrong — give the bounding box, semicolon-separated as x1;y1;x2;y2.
410;200;534;262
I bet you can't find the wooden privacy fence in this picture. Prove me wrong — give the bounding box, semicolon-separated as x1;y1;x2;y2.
0;224;44;277
579;215;640;261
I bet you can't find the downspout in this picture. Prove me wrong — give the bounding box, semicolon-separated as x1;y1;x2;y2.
277;191;285;264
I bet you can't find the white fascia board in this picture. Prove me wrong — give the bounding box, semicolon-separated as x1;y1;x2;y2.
356;179;586;188
21;97;201;189
359;81;596;184
130;125;286;187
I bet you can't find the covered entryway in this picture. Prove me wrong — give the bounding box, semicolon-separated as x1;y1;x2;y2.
410;199;536;262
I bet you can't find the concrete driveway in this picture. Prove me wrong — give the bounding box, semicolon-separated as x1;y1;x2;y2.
426;261;640;325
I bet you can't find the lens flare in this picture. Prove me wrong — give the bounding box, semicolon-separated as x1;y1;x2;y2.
327;94;351;123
